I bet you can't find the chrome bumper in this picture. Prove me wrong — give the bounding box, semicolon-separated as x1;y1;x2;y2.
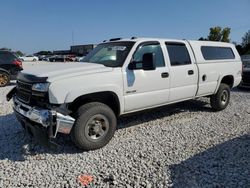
13;97;75;137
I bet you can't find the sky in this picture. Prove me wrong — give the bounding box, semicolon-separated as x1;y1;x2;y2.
0;0;250;54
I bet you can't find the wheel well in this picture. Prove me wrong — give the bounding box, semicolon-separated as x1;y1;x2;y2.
221;75;234;88
68;91;120;117
0;69;10;75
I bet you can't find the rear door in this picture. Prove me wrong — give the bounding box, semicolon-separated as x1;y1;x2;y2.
123;41;170;112
165;42;198;102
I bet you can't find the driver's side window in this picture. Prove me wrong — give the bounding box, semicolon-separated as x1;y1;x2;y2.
132;43;165;69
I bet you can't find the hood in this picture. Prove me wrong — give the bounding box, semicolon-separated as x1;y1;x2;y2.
21;62;113;82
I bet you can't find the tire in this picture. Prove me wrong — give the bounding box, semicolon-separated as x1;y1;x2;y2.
33;58;37;61
0;71;10;87
71;102;117;150
210;83;230;111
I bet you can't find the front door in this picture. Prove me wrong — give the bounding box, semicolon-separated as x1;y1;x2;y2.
123;42;170;112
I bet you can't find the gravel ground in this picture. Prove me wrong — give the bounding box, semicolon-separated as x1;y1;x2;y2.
0;62;250;187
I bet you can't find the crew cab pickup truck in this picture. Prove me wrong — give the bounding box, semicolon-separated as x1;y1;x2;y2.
7;38;242;150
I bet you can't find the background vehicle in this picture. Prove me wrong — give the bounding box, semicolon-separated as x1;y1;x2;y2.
65;54;76;62
20;55;39;61
0;50;23;87
77;56;85;62
8;38;242;150
240;57;250;88
49;55;63;62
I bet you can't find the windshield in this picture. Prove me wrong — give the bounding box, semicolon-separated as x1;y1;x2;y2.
82;42;135;67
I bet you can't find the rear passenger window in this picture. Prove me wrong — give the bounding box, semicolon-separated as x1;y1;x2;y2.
201;46;235;60
166;43;191;66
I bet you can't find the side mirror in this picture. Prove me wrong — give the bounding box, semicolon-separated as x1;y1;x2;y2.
128;61;136;70
142;53;156;71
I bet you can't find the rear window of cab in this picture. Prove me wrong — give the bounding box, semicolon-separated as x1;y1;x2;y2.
201;46;235;60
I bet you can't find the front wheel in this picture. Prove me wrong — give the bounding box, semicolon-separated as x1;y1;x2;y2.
210;83;230;111
71;102;117;150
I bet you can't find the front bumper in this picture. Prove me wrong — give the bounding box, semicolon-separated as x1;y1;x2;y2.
13;97;75;138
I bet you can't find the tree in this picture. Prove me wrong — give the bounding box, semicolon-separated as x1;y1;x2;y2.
221;27;231;42
236;44;244;55
15;51;24;57
0;47;11;51
207;26;231;42
242;30;250;48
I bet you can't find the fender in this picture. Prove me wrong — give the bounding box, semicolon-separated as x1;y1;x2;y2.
214;74;234;93
0;68;10;75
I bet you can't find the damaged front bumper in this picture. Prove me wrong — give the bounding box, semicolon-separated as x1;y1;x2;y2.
13;97;75;146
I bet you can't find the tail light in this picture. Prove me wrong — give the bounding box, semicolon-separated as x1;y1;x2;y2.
13;59;23;68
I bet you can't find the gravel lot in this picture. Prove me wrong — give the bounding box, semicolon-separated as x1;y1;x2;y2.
0;62;250;187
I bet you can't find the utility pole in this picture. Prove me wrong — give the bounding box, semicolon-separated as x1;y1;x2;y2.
72;30;75;46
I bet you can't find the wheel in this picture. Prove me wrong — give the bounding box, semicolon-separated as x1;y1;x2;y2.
0;71;10;87
210;83;230;111
33;58;37;61
71;102;117;150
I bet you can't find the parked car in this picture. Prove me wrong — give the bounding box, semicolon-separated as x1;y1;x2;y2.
49;55;65;62
0;50;23;87
20;55;39;62
39;55;51;61
7;38;242;150
65;54;76;62
239;58;250;88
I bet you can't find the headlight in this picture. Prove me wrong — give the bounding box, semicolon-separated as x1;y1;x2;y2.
32;83;50;92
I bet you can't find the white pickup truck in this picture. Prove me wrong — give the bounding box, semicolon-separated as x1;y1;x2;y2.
7;37;242;150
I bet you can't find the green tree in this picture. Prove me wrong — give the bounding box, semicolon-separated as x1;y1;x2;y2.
221;27;231;42
15;51;24;57
242;30;250;48
207;26;231;42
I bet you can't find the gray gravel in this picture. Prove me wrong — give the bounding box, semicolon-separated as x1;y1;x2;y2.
0;62;250;187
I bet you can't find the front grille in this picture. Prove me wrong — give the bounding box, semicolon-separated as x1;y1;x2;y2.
16;90;31;103
17;81;32;91
16;80;49;108
16;81;32;103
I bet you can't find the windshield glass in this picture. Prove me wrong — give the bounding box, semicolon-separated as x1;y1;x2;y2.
82;42;135;67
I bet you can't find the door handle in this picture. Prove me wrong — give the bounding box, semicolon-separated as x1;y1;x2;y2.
161;72;169;78
188;70;194;75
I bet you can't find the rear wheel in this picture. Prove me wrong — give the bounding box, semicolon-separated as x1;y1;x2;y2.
71;102;117;150
0;71;10;87
210;83;230;111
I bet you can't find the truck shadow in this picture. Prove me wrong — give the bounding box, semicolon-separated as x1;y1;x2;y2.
117;99;212;130
169;134;250;187
0;99;212;161
232;87;250;93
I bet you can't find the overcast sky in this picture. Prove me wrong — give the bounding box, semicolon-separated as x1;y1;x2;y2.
0;0;250;54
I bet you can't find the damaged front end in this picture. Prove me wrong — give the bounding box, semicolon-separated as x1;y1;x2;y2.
6;75;75;148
